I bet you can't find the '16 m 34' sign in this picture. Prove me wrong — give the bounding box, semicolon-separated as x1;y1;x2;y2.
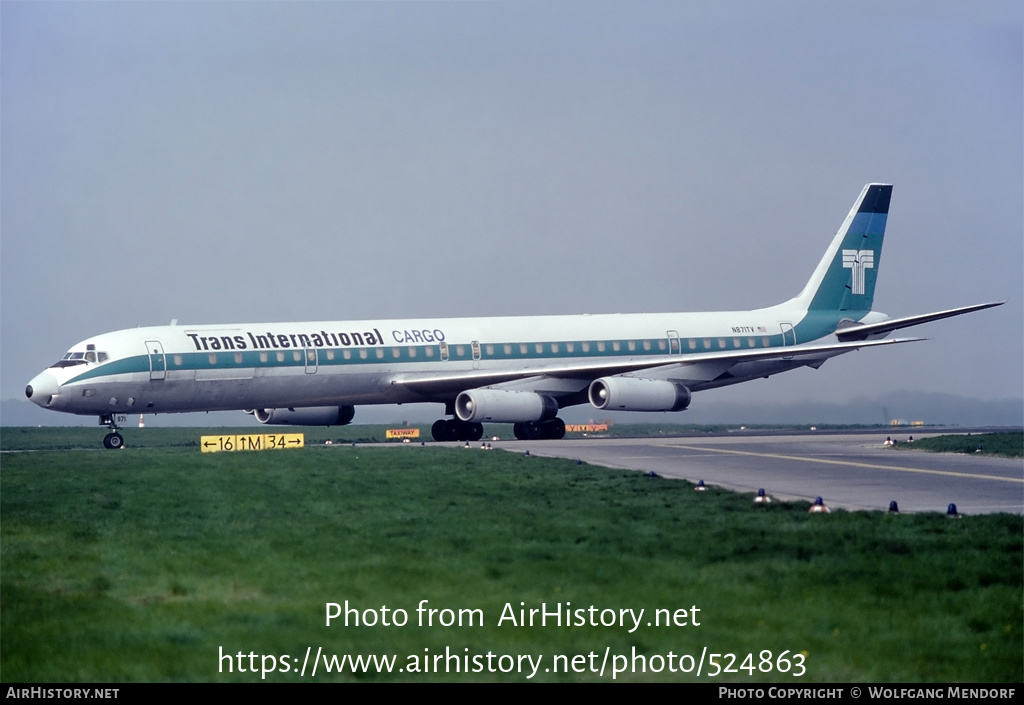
201;434;304;453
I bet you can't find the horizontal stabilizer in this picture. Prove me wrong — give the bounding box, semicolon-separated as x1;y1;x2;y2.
836;302;1004;341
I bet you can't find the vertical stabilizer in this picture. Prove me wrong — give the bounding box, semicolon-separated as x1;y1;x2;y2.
792;183;891;312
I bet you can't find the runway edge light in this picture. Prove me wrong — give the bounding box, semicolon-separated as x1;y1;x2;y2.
754;488;773;504
695;479;707;491
809;496;830;514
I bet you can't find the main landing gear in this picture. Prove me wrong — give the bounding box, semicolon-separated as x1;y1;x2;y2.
431;419;484;442
100;414;125;449
513;418;566;440
430;417;567;442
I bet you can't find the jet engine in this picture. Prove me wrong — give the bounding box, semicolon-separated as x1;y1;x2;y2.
588;377;691;412
455;389;559;423
252;405;356;426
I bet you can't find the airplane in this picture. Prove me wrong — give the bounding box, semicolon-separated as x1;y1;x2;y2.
25;183;1002;449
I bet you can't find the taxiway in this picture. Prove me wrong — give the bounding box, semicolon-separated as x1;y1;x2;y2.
519;432;1023;515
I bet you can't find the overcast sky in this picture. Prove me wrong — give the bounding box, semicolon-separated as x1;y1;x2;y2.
2;1;1021;422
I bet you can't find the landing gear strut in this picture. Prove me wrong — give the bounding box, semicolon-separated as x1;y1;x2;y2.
100;414;125;449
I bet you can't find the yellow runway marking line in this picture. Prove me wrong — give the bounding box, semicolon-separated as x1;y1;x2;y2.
663;444;1022;484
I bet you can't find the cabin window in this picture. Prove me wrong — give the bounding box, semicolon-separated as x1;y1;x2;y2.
657;340;667;351
566;342;575;353
455;345;465;357
208;353;217;364
375;348;384;359
747;337;756;347
762;337;771;347
688;339;696;350
550;343;559;353
173;354;183;366
342;349;351;360
627;340;636;351
504;343;512;355
292;351;302;362
407;347;417;358
326;349;335;361
597;341;606;352
359;349;368;360
732;338;741;348
519;343;528;355
612;341;621;352
424;346;434;358
643;340;651;351
718;338;726;349
535;343;543;354
276;351;286;362
703;339;711;349
259;352;268;363
392;347;401;359
582;342;591;353
235;352;244;363
485;344;494;356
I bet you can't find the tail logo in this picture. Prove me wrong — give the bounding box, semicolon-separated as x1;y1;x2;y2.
842;249;874;296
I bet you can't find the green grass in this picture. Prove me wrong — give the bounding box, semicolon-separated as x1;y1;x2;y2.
896;432;1023;458
1;430;1021;682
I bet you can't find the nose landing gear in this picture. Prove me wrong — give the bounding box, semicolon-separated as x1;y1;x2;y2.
100;414;125;449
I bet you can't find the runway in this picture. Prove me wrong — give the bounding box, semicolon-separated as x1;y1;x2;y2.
517;432;1023;515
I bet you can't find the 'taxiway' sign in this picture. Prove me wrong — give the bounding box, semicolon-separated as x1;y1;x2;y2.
386;428;421;440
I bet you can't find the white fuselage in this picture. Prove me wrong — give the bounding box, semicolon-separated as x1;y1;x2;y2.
26;302;873;419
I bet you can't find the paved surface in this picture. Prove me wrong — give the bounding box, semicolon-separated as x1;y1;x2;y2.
505;432;1023;515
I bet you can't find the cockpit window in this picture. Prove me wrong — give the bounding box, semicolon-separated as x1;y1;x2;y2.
51;359;87;368
49;350;108;368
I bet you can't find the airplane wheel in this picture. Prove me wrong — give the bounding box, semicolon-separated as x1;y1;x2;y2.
467;422;484;442
513;421;542;441
431;420;447;442
103;432;124;449
431;419;461;442
543;418;566;440
450;420;466;441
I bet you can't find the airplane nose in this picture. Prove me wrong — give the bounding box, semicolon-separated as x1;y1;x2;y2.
26;372;59;407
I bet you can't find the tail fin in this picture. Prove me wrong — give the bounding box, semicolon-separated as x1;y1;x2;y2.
792;183;891;312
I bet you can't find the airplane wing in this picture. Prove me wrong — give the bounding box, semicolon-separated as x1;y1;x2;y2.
835;302;1004;342
391;336;923;400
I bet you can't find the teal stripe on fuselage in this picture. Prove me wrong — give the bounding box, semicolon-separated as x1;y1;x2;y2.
63;311;856;386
